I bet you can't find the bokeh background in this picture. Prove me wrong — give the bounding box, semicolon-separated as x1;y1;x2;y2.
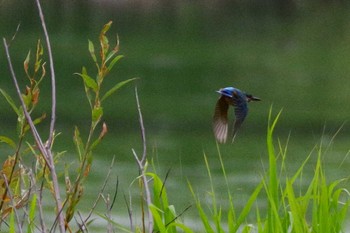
1;0;350;229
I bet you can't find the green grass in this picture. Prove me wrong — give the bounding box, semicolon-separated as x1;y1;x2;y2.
182;108;349;233
96;107;347;233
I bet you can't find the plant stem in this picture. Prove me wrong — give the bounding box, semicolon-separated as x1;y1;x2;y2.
132;87;153;233
34;0;56;148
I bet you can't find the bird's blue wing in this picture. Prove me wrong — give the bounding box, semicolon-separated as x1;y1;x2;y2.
232;97;248;142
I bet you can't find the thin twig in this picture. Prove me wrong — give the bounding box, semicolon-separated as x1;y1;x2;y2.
3;37;61;232
104;194;113;233
34;0;56;148
132;86;153;232
8;23;21;46
50;197;69;233
135;86;147;164
37;180;47;232
2;38;49;166
34;1;65;231
123;193;133;231
82;157;115;225
99;194;114;233
2;39;65;230
0;25;22;220
2;174;23;233
76;211;88;233
36;165;48;232
19;172;33;230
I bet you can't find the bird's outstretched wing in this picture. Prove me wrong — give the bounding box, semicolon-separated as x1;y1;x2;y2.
232;102;248;142
213;96;229;143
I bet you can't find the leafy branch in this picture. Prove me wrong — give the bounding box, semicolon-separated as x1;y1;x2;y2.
65;21;137;229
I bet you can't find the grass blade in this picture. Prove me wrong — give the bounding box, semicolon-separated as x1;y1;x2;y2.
233;181;263;232
27;194;37;233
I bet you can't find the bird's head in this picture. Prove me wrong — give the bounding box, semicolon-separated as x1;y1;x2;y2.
245;94;261;102
216;87;235;98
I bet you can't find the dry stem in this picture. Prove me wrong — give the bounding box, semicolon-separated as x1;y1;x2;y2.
132;86;153;233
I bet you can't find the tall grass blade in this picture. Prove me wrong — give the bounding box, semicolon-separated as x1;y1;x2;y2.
150;204;167;232
233;181;263;232
188;181;215;233
27;194;37;233
285;179;307;232
9;210;15;233
168;222;194;233
266;107;282;232
147;172;176;233
95;212;133;233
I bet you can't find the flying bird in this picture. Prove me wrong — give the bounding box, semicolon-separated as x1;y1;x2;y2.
213;87;260;143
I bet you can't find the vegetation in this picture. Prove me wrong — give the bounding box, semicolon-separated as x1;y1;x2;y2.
188;109;349;233
0;1;349;233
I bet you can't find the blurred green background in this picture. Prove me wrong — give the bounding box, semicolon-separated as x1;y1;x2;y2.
1;0;350;228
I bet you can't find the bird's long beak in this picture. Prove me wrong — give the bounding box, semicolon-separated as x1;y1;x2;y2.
250;96;261;101
245;95;261;102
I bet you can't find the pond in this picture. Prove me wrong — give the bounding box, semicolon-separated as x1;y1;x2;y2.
0;2;350;231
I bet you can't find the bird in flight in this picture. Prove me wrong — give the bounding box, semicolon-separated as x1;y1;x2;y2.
213;87;260;143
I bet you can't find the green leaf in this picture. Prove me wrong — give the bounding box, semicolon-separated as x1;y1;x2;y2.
17;108;25;135
99;21;113;60
104;35;120;65
0;88;20;116
95;212;133;233
188;181;215;233
22;91;32;109
75;67;98;92
9;210;15;233
100;35;109;59
0;136;16;148
32;39;44;74
101;21;113;36
168;222;194;233
73;126;84;161
104;48;116;63
266;107;283;226
107;55;123;72
92;106;103;123
233;182;263;232
90;138;101;151
101;78;138;102
23;113;46;133
90;122;108;151
150;204;167;232
24;50;31;77
27;194;37;233
88;40;97;63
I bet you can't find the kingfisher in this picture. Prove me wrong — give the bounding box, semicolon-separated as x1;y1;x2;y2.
213;87;260;143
